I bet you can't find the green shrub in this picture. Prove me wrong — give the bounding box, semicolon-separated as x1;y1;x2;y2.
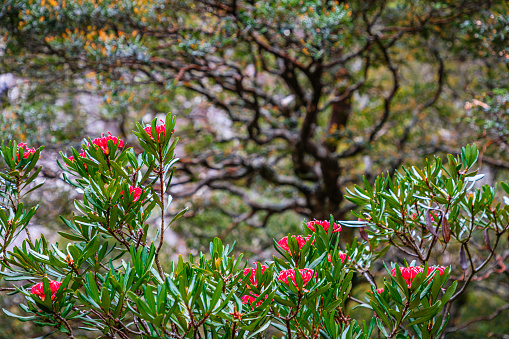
0;113;507;338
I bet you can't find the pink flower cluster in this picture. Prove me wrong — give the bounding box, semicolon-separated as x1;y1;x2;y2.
30;280;63;301
69;149;86;162
277;235;314;256
390;265;446;288
144;120;174;141
92;132;124;155
306;219;342;234
16;142;36;161
278;268;315;290
241;294;268;307
327;252;348;264
241;263;269;307
125;186;142;202
243;263;268;288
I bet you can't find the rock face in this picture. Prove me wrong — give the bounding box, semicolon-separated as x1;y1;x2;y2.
206;106;233;140
0;73;17;102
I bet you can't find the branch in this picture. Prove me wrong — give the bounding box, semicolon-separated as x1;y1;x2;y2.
209;181;306;214
445;304;509;333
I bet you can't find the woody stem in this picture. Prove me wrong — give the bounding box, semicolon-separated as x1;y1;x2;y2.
155;143;165;278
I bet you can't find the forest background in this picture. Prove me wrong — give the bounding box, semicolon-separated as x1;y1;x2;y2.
0;0;508;337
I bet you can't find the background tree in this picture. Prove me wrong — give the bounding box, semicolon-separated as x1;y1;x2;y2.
1;0;508;248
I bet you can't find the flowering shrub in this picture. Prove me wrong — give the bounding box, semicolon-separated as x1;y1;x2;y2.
0;115;508;338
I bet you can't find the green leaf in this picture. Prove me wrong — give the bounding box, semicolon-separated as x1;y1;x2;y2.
500;181;509;195
441;281;457;304
85;272;100;303
407;302;442;326
307;282;331;301
209;279;224;311
376;318;389;337
57;231;86;242
101;284;111;314
3;309;38;321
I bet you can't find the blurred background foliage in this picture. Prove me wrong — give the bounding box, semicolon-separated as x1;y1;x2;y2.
0;0;508;337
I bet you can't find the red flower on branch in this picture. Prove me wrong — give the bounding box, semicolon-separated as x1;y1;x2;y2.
391;266;424;288
30;281;63;301
243;263;268;287
241;293;268;307
377;288;385;294
121;186;142;202
92;132;124;155
277;235;313;256
328;252;348;264
278;268;315;290
68;149;86;162
306;219;341;234
427;266;446;278
16;142;36;161
391;265;447;288
128;186;142;202
144;119;173;141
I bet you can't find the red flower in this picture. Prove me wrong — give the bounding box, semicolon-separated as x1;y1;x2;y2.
278;268;315;290
92;132;124;155
128;186;142;202
69;149;86;162
241;294;257;304
121;186;142;202
376;288;385;294
391;265;446;289
427;266;446;278
243;263;268;287
144;119;173;141
306;219;341;234
327;252;348;264
277;235;313;256
390;266;424;288
30;281;63;301
241;293;268;307
16;142;36;161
